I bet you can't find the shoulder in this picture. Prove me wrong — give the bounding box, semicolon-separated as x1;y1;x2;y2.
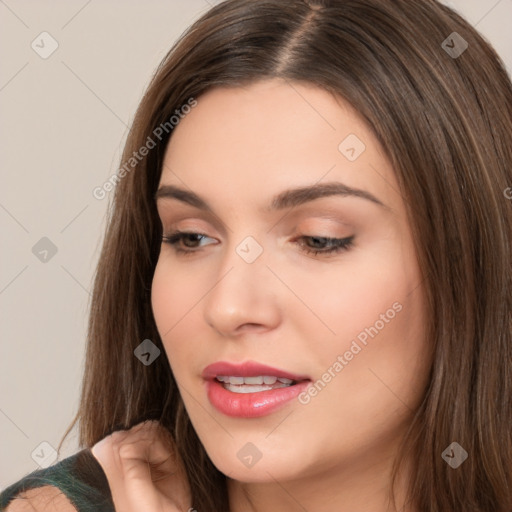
0;449;114;512
4;485;76;511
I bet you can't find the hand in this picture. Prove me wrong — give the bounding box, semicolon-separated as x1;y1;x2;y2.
91;420;193;512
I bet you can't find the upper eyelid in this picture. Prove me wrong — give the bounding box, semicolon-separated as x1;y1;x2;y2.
158;211;354;234
161;226;351;240
156;195;379;235
156;210;229;237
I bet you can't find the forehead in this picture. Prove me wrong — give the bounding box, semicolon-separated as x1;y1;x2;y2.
160;79;402;216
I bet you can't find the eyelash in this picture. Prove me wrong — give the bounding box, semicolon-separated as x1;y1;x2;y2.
161;230;355;257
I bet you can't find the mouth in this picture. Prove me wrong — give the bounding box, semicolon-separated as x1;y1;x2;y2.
215;375;299;393
202;361;311;418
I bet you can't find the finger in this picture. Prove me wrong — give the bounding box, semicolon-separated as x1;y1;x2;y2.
113;421;189;509
92;421;190;511
115;421;179;476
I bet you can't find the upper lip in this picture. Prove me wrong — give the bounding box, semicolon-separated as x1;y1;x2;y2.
202;360;311;382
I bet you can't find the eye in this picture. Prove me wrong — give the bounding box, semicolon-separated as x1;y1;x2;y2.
161;231;216;255
161;231;355;258
294;235;355;257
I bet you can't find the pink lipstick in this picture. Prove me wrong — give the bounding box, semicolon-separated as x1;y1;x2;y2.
202;361;311;418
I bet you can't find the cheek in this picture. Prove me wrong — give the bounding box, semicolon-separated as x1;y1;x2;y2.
151;260;171;328
151;256;223;387
151;256;205;330
151;261;172;338
151;259;197;370
303;239;419;348
304;255;428;428
303;233;428;396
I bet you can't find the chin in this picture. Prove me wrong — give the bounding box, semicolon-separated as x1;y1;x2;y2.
199;436;311;483
218;457;302;483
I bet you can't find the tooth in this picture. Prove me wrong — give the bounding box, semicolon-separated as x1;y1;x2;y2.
229;376;244;385
217;376;229;382
263;376;277;384
244;376;264;385
224;382;291;393
277;377;293;384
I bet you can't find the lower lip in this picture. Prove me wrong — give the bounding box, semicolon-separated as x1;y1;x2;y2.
206;379;311;418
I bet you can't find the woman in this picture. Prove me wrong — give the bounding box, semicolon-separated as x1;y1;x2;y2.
2;0;511;510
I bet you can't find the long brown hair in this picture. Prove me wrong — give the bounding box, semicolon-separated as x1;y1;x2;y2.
59;0;512;510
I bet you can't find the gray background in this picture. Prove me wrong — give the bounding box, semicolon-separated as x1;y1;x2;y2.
1;0;511;489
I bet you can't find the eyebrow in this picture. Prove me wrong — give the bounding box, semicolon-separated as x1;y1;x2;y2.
155;181;390;213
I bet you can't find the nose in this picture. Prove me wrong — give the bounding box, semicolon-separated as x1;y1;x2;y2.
203;240;281;338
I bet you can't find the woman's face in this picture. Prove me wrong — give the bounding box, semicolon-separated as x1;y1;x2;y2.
152;79;431;484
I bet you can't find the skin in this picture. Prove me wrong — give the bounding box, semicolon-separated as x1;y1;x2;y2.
90;421;192;511
150;78;432;512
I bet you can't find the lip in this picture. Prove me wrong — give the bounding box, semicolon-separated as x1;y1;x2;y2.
202;360;311;418
201;360;311;381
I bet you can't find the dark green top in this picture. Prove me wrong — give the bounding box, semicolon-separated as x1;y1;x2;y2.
0;448;115;511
